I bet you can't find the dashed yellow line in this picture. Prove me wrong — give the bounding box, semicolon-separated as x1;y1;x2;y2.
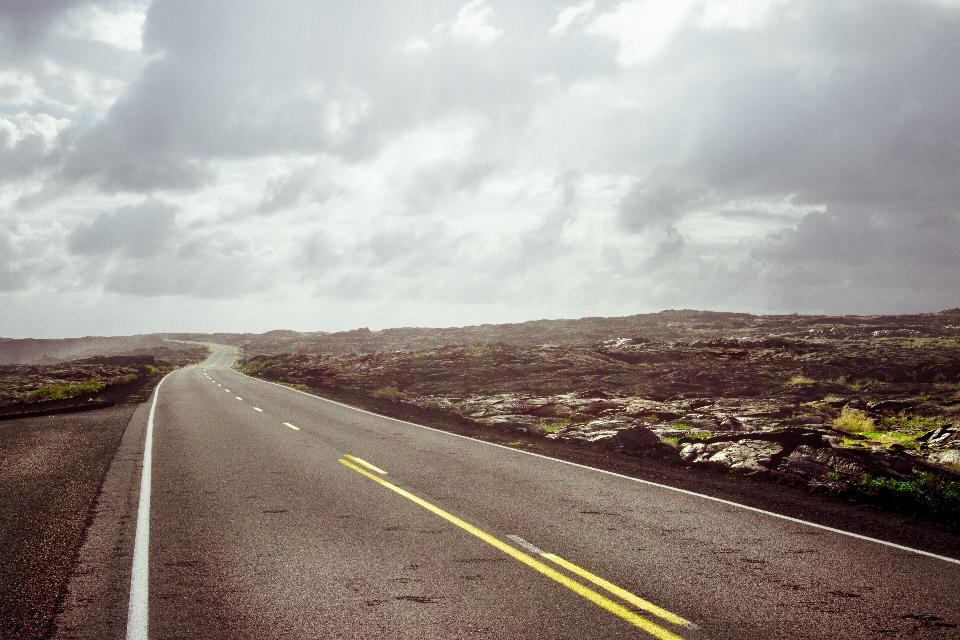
236;396;242;400
284;422;300;431
343;454;387;474
338;458;686;640
253;407;263;412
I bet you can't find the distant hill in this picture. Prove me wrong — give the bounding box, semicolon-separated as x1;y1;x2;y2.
2;308;958;363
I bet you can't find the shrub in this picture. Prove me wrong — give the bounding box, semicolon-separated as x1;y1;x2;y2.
27;379;105;401
241;360;270;375
859;473;960;518
834;407;875;433
371;386;405;402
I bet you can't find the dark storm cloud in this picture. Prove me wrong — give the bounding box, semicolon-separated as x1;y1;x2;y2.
59;0;617;191
597;0;960;311
68;198;176;257
0;0;97;53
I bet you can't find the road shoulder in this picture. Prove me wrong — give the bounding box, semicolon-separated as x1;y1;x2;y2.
51;400;151;640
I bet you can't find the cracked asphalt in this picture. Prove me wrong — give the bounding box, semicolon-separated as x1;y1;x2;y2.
49;345;960;638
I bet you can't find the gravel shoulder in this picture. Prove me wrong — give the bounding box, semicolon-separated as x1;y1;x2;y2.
0;405;138;640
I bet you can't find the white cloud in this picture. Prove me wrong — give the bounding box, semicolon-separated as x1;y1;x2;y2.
0;112;70;150
696;0;787;30
438;0;503;44
550;2;595;35
588;0;697;66
60;3;148;51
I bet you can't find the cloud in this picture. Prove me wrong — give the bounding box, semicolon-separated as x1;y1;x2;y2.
68;198;177;257
4;0;960;336
550;2;595;36
440;1;503;44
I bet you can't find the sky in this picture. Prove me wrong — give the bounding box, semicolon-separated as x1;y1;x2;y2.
1;0;959;337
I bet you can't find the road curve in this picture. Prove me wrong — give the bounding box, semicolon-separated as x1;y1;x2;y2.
57;345;960;638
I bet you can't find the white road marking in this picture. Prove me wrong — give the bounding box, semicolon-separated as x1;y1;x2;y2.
507;534;545;555
126;371;172;639
235;367;960;566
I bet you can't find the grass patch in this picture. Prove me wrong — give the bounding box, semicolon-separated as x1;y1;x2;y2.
145;364;159;374
543;424;563;433
503;441;525;447
877;412;939;432
26;379;105;402
370;386;405;402
684;431;713;440
673;423;695;430
823;471;841;481
278;382;309;392
858;473;960;519
241;359;272;375
787;375;816;385
833;408;875;433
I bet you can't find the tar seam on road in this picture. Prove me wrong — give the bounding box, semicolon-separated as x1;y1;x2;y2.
126;370;174;640
231;366;960;566
339;457;687;640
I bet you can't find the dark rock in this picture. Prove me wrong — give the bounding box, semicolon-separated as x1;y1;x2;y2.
868;398;921;412
609;426;662;452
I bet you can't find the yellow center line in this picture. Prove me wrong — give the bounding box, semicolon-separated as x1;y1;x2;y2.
338;458;685;640
284;422;300;431
541;553;691;626
343;454;388;474
254;407;263;412
236;396;242;400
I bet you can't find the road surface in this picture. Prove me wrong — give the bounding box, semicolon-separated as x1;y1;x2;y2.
54;345;960;638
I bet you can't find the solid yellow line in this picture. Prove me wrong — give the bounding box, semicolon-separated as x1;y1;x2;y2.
284;422;300;431
254;407;263;412
542;553;690;626
343;454;387;474
337;459;684;640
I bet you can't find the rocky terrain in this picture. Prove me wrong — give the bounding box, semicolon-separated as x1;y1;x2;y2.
234;308;960;521
0;343;210;417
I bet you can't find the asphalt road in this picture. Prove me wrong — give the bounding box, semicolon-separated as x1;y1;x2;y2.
55;345;960;639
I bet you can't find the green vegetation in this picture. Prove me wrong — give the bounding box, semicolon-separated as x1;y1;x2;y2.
858;473;960;519
145;364;159;374
241;359;272;375
833;407;875;433
787;375;815;385
27;379;105;401
834;408;938;450
371;386;405;402
278;382;309;392
823;471;841;481
673;423;695;430
878;412;939;431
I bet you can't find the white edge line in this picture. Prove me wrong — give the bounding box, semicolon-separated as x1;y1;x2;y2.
126;370;174;640
224;359;960;566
